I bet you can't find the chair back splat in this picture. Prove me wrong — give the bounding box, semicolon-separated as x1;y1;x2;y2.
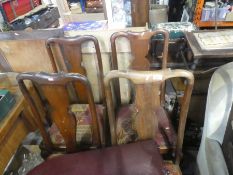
46;35;107;148
104;69;194;164
46;35;105;104
17;72;101;155
110;30;169;105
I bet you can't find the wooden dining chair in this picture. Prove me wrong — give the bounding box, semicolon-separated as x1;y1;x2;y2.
28;69;193;175
17;72;103;158
46;35;108;145
110;30;179;154
110;29;169;105
105;69;194;165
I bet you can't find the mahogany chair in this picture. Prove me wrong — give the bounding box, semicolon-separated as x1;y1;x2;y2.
104;69;194;166
110;30;179;154
46;35;107;145
110;29;169;105
28;69;193;175
17;72;103;157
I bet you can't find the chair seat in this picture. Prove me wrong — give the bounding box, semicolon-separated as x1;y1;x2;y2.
28;140;180;175
49;104;105;146
116;105;177;152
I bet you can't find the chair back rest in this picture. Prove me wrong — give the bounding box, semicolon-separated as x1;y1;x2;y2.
110;30;169;105
46;35;105;104
17;72;101;153
110;29;169;71
104;69;194;164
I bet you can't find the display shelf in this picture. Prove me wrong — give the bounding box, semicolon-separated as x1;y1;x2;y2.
193;0;233;27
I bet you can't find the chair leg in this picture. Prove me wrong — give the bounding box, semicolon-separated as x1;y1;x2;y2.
39;142;52;159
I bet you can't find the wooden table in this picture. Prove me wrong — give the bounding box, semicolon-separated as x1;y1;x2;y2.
0;73;36;174
185;30;233;59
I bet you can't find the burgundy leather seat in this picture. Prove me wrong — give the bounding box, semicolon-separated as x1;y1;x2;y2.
28;140;164;175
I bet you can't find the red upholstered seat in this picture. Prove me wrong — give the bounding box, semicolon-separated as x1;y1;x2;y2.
116;105;177;152
28;140;164;175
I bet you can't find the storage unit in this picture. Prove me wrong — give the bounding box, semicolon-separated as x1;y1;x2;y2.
193;0;233;27
11;6;60;30
1;0;41;22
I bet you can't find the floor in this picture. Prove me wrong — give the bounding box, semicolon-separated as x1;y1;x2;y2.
3;132;43;175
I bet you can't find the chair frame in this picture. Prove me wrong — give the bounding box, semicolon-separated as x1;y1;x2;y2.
104;69;194;164
46;35;105;104
17;72;101;154
110;29;169;105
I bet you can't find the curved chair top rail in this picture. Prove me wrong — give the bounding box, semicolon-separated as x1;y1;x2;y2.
17;72;90;85
46;35;103;73
104;69;194;165
110;30;169;106
110;29;169;70
104;69;194;85
46;35;100;47
45;35;105;104
17;72;101;153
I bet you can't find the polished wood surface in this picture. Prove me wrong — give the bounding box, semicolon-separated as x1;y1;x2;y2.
0;73;36;174
46;35;105;104
111;30;169;70
0;29;63;72
104;69;194;164
110;30;169;105
17;72;101;155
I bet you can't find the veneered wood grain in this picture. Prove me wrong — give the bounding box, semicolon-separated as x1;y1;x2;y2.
110;30;169;105
41;85;77;152
46;36;105;104
17;72;101;155
0;40;53;72
134;83;161;140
